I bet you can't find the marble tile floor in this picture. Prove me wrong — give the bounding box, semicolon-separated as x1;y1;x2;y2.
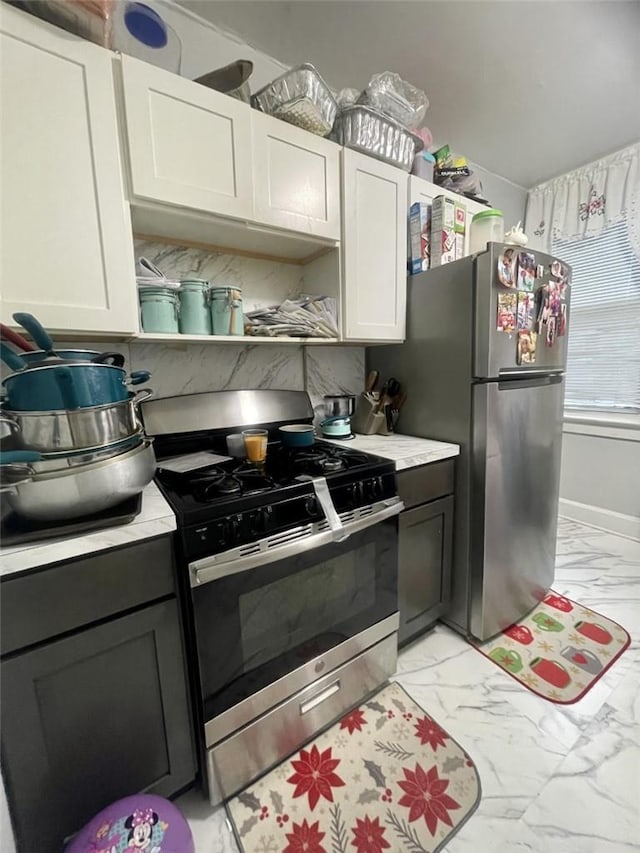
177;518;640;852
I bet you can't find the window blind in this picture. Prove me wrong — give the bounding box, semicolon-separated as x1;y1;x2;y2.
552;221;640;413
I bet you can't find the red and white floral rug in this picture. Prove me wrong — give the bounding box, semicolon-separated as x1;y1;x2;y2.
474;591;630;703
226;682;481;853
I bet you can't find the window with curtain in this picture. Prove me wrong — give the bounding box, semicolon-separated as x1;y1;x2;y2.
525;142;640;415
553;223;640;413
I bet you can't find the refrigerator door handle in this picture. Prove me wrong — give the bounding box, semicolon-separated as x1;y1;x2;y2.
496;373;564;391
498;368;564;381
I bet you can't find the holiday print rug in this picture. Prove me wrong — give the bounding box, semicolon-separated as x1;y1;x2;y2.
473;591;630;704
227;682;481;853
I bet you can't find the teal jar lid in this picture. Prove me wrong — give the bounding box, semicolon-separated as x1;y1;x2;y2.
139;289;179;302
472;208;504;222
180;279;209;291
421;151;436;163
210;286;242;295
138;283;180;295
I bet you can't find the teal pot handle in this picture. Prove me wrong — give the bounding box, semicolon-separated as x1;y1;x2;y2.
0;342;25;372
0;450;42;465
128;370;152;386
54;366;80;410
12;312;54;354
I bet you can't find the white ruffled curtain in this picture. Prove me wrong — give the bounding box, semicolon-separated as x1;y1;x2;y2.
525;142;640;257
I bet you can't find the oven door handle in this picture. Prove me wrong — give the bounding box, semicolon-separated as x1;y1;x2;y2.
189;498;403;587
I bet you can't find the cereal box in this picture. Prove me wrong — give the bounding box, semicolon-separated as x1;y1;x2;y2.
454;202;467;259
430;196;456;266
408;202;431;274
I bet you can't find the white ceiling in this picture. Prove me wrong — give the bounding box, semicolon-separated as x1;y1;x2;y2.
178;0;640;187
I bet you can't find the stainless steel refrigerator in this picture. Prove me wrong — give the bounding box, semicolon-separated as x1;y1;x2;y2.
370;243;571;641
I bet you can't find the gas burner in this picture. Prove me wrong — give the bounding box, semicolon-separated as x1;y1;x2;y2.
217;477;242;496
320;458;344;473
193;464;275;502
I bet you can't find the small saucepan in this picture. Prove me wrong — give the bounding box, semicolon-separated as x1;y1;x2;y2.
279;424;315;448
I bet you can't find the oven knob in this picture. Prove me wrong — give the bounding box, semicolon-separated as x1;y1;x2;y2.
370;476;384;499
347;482;363;506
252;507;272;535
304;496;319;517
227;514;242;545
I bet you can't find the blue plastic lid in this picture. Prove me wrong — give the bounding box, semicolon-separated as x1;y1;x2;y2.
421;151;436;163
124;2;168;48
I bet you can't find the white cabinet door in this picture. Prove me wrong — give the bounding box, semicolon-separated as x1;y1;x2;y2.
409;176;486;257
120;55;253;220
0;7;137;334
342;150;407;342
252;112;340;240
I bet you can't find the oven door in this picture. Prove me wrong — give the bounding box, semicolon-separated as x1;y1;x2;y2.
189;511;399;749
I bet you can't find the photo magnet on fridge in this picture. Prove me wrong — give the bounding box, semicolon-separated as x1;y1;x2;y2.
517;329;537;364
497;248;516;288
497;292;517;333
558;302;567;336
550;259;563;279
516;252;536;291
517;291;535;330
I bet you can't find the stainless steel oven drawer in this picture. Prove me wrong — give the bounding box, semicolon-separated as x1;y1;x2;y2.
206;631;398;804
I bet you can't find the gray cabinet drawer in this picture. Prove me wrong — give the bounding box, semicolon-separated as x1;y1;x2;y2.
397;458;455;509
1;536;175;654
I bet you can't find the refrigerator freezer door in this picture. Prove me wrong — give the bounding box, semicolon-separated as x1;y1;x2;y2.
474;244;571;379
469;374;564;640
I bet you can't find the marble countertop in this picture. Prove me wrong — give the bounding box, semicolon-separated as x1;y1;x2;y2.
0;482;176;579
325;434;459;470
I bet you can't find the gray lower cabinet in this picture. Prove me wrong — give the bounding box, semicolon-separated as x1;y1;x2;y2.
0;537;195;853
397;460;455;646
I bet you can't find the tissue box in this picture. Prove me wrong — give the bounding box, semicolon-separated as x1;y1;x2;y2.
408;202;431;274
454;201;467;259
430;196;456;266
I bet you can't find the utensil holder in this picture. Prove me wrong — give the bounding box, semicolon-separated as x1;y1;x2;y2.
351;395;393;436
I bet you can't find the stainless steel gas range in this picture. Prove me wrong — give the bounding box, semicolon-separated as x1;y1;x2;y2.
142;390;403;804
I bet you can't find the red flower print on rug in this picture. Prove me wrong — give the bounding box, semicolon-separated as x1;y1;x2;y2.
397;763;460;836
350;815;390;852
227;683;481;852
340;708;367;735
287;744;345;810
283;818;326;853
414;715;449;751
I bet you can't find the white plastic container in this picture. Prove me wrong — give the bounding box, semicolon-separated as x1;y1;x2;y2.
469;209;504;254
411;151;436;182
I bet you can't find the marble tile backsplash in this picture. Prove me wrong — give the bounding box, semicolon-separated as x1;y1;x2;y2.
129;341;304;398
305;346;365;422
45;340;364;419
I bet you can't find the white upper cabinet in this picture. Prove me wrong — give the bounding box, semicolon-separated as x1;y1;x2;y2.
409;175;487;257
341;150;408;342
119;55;254;220
251;111;340;240
0;6;137;334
